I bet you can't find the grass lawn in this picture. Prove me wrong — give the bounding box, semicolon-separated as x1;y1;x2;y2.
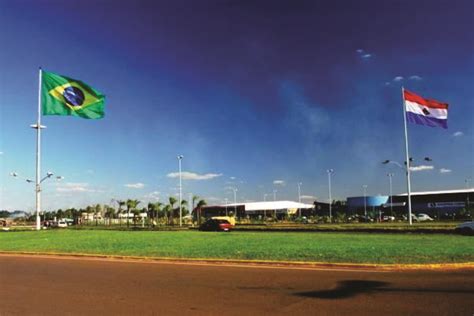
0;230;472;264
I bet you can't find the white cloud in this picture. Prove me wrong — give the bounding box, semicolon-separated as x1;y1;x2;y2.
229;176;236;180
143;191;160;201
409;75;422;80
393;76;404;82
300;195;316;200
56;182;95;192
439;168;452;174
273;180;285;186
167;171;222;181
452;131;464;137
384;82;391;86
0;151;3;155
356;49;364;53
361;53;372;59
124;183;145;189
410;165;434;172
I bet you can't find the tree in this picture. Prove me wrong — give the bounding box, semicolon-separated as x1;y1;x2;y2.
181;199;189;216
168;197;177;225
147;202;155;220
126;199;141;228
163;204;172;225
192;195;200;216
95;204;102;226
196;199;207;225
154;202;163;219
105;206;116;225
116;200;126;226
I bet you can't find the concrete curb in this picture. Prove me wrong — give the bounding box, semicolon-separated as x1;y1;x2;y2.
1;251;473;271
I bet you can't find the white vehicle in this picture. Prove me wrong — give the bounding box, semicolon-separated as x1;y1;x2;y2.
57;220;68;228
455;222;474;235
416;213;433;222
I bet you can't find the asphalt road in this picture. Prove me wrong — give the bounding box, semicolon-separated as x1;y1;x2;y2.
1;255;473;316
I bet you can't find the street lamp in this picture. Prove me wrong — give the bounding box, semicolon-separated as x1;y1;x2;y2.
382;157;431;225
177;155;183;227
297;182;302;217
387;173;394;216
466;178;472;212
10;171;63;229
297;182;302;203
327;169;334;222
224;198;228;216
232;187;238;219
362;185;368;220
273;189;277;219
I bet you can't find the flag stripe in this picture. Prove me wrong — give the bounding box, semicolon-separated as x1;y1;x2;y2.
406;112;447;129
404;90;448;109
405;100;448;119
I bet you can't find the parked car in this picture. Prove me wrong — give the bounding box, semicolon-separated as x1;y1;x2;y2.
416;213;434;222
199;219;233;232
454;221;474;235
382;215;396;222
57;220;68;228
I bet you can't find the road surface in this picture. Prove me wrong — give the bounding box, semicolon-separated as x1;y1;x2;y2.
1;255;473;315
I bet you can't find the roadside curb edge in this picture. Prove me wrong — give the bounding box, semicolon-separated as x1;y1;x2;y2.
0;251;473;271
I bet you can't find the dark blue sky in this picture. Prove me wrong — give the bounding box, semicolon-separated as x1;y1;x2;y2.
1;0;473;211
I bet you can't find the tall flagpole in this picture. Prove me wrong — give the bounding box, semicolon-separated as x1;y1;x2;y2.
35;68;43;230
401;86;413;225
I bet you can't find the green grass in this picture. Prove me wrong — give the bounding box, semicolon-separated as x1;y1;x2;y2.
0;230;472;264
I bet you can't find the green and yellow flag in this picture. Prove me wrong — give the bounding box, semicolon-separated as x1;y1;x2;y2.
41;70;105;119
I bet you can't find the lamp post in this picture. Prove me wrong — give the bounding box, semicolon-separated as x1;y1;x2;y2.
466;178;472;212
273;189;277;219
10;171;63;230
383;157;432;225
327;169;334;222
232;187;238;219
297;182;302;203
387;173;394;216
362;185;368;220
224;198;228;216
177;155;183;227
297;182;302;217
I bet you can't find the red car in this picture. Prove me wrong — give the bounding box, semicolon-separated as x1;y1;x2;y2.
199;219;233;232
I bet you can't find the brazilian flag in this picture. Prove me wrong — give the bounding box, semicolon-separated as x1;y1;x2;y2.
41;70;105;119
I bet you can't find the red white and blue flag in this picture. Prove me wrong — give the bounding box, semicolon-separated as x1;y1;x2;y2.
404;90;448;129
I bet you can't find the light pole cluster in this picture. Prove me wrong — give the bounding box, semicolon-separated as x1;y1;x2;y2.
177;155;183;227
10;171;63;230
382;157;432;225
232;187;238;218
362;184;368;220
387;173;394;216
326;169;334;222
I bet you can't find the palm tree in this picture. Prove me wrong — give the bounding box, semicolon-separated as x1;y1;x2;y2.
181;199;188;216
147;202;155;220
126;199;140;227
168;197;177;225
192;195;200;215
95;204;102;226
154;202;163;223
196;199;207;225
163;204;172;225
116;200;125;226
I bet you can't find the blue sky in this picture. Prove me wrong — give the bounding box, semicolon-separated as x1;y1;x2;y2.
1;0;473;212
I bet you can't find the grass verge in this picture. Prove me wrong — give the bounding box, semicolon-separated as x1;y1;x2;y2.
0;230;472;264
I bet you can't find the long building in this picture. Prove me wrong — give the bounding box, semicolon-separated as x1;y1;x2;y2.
199;201;314;219
347;188;473;218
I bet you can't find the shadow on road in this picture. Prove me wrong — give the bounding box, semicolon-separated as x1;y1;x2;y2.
296;280;389;299
296;279;474;300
